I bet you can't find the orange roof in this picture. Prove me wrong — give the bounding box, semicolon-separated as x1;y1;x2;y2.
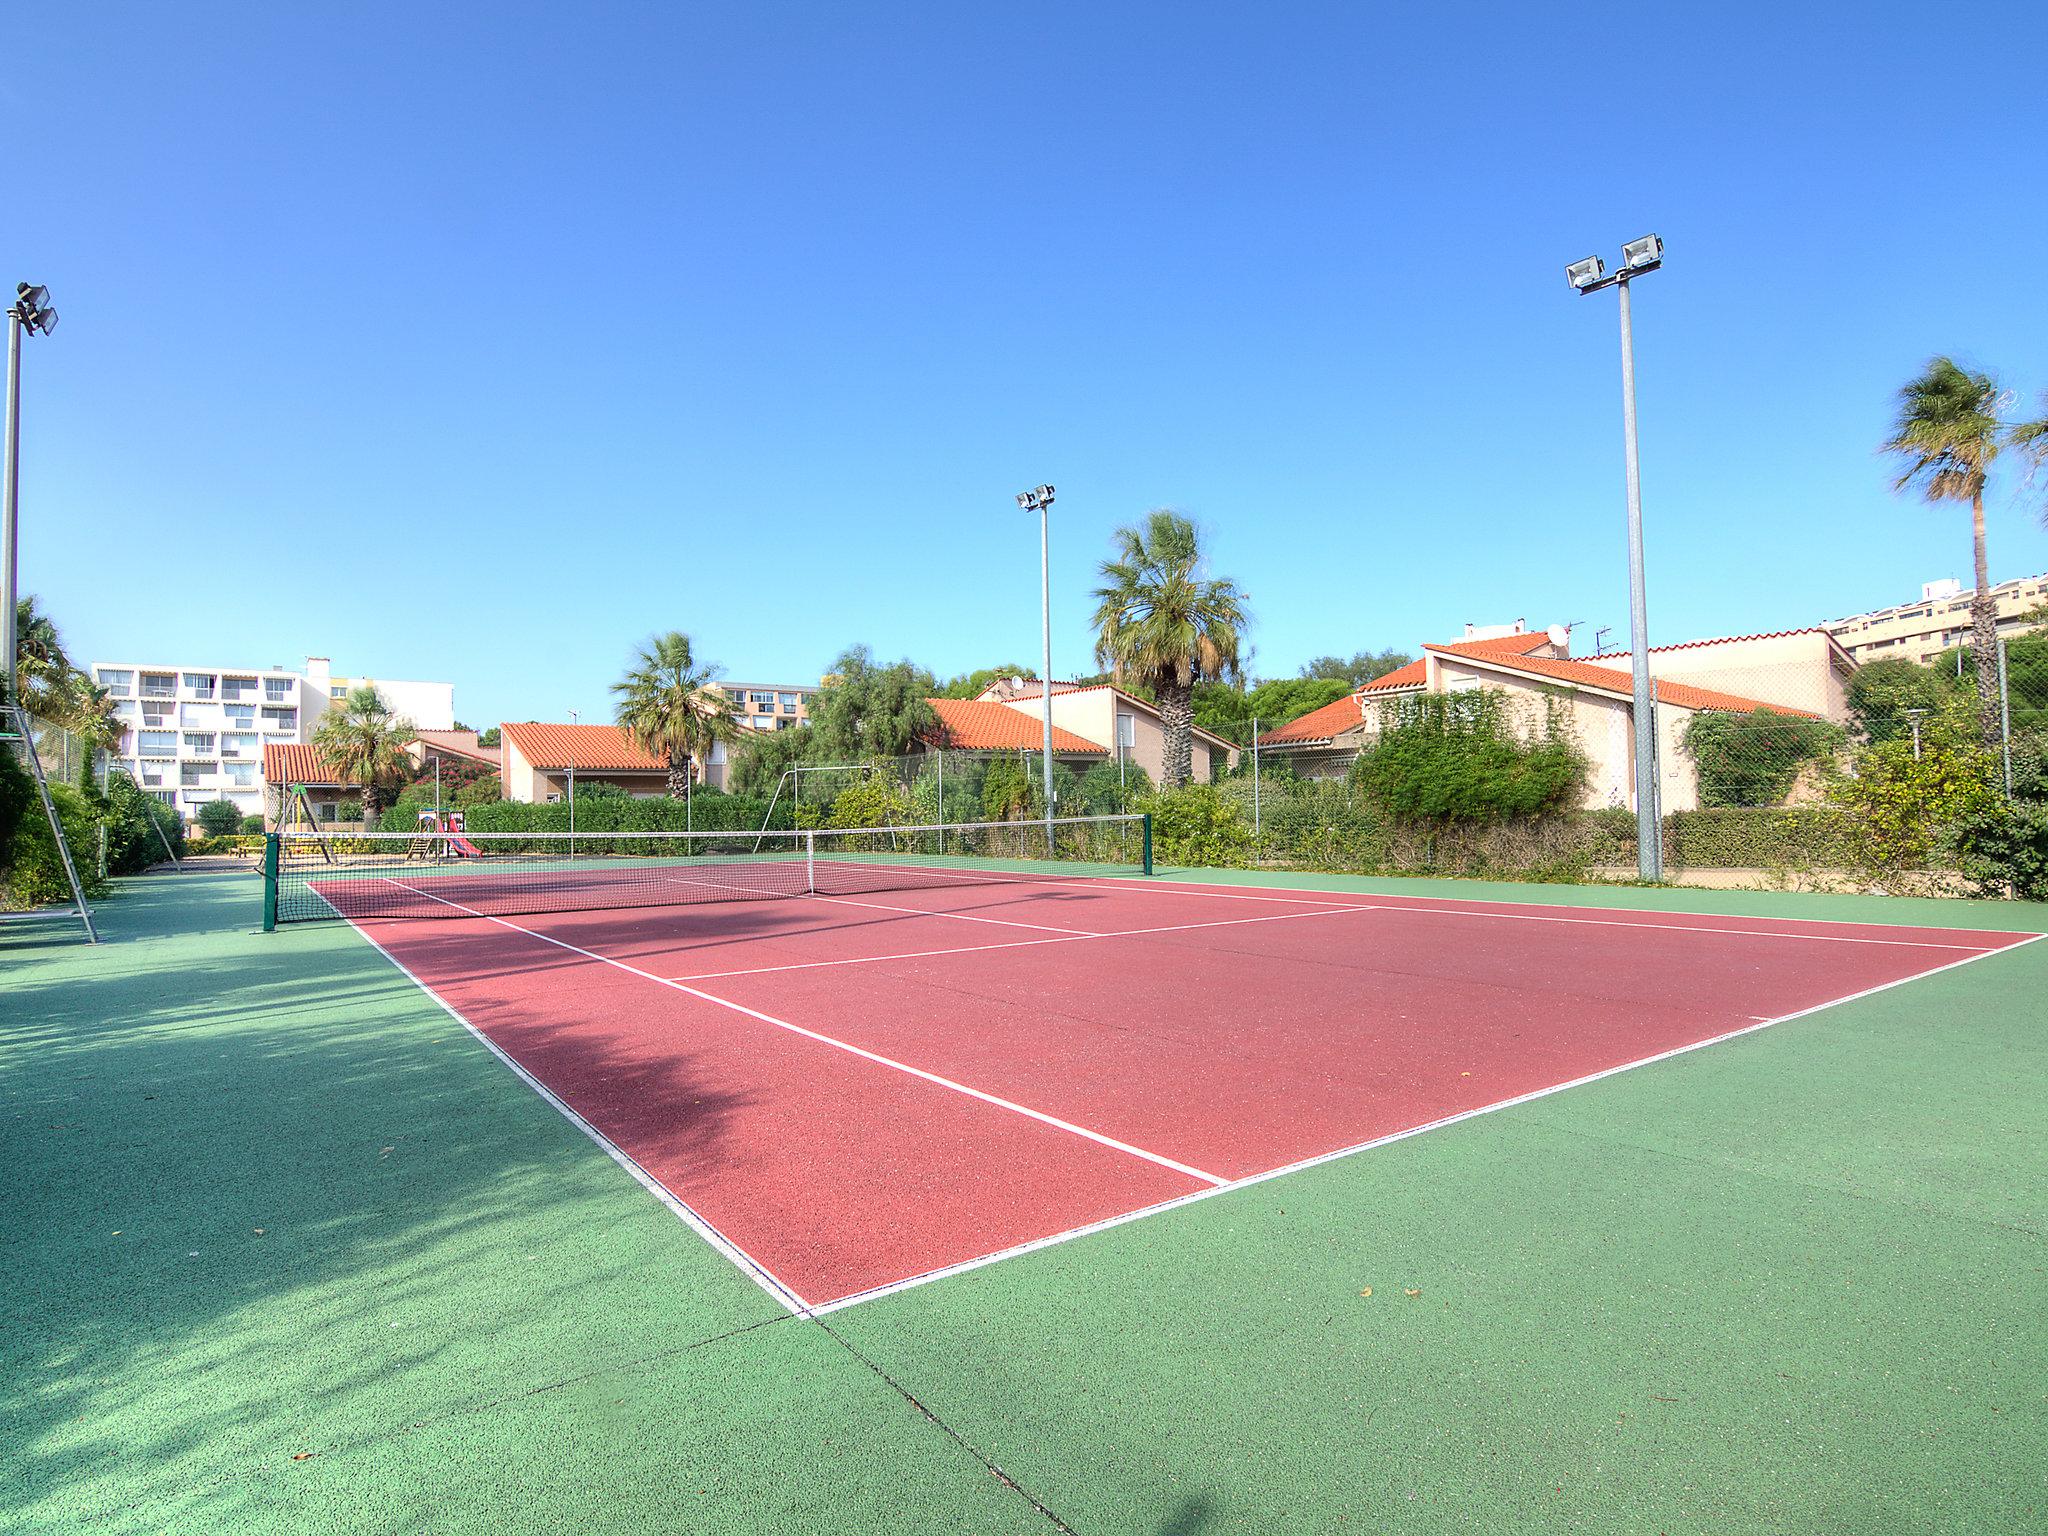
1647;626;1841;654
1446;631;1557;657
500;721;668;772
1360;658;1428;691
263;742;344;786
411;729;499;766
1256;662;1427;746
926;699;1107;755
1425;644;1819;717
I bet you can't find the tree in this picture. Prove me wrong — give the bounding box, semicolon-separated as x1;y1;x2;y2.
937;664;1035;700
809;645;938;759
611;631;738;799
2011;391;2048;526
312;685;417;828
1880;357;2008;742
730;722;819;799
1193;677;1351;746
1299;650;1414;687
476;726;501;749
1847;658;1969;745
1090;511;1249;788
1679;710;1846;808
195;798;244;837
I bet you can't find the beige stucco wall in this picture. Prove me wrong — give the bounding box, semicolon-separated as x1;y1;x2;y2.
501;738;550;803
996;688;1229;785
1602;633;1851;721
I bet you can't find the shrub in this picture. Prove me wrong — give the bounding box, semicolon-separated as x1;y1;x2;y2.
1661;807;1854;869
102;772;186;874
1076;758;1151;816
1947;802;2048;901
240;815;266;834
1350;691;1584;824
0;744;32;867
5;781;108;907
1680;710;1845;808
824;774;911;830
980;756;1032;822
1144;784;1252;867
195;798;245;837
1825;739;1999;885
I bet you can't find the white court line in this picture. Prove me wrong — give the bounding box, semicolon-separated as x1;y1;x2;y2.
373;876;1228;1190
663;902;1384;982
808;929;2048;1314
799;889;1096;936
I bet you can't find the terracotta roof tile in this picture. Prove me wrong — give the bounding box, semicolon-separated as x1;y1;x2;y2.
262;743;344;786
926;699;1107;755
411;729;499;766
501;721;668;772
1425;645;1819;717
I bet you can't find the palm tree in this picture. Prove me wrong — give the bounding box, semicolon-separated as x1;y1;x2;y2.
2011;392;2048;526
1881;357;2006;743
312;685;417;828
612;631;738;800
11;595;72;717
1090;511;1249;788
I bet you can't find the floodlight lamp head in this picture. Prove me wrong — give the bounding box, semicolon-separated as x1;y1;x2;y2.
32;308;56;336
1016;492;1032;509
1565;255;1605;291
17;283;48;309
1621;233;1663;270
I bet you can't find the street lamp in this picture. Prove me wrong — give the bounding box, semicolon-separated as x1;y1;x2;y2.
3;283;60;700
1565;235;1665;880
1016;484;1056;849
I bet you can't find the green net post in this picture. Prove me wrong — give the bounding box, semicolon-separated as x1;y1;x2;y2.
262;833;280;932
1141;813;1153;876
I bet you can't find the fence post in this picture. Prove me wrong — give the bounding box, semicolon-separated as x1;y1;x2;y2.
1141;813;1153;876
262;833;280;932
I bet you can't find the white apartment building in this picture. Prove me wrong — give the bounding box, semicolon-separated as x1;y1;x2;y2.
90;657;456;825
1824;574;2048;665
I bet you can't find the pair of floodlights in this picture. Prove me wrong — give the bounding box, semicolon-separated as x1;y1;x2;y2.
10;283;58;336
1565;235;1663;295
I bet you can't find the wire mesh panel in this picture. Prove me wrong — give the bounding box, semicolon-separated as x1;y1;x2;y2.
268;814;1150;925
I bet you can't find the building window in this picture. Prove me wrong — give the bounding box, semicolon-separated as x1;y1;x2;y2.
227;762;257;786
138;731;177;755
183;672;218;698
140;760;172;787
264;678;291;702
140;673;176;699
182;732;216;753
261;708;296;730
1116;712;1136;749
223;675;257;700
225;703;256;723
331;686;347;699
96;668;133;693
179;761;217;786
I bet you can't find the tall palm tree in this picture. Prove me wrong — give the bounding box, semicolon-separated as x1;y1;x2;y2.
1090;510;1249;788
312;685;417;828
612;631;738;800
2011;392;2048;526
1881;357;2006;743
11;595;72;717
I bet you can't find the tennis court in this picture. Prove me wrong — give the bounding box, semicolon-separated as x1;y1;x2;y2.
282;822;2040;1312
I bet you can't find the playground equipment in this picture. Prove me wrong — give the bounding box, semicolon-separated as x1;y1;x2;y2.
406;809;482;861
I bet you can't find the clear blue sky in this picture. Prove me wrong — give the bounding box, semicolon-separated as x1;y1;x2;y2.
13;2;2046;727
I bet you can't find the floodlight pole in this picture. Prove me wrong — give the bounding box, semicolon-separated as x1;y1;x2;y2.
1018;484;1057;853
2;309;24;697
566;708;577;854
1568;243;1664;880
2;284;57;706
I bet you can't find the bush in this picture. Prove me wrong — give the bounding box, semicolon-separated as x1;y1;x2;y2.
1825;739;2000;886
980;756;1032;822
1661;807;1853;869
102;771;186;874
1680;710;1845;808
5;781;109;907
1144;784;1252;867
1947;802;2048;901
0;744;32;867
240;815;266;834
195;798;245;837
1350;692;1584;824
823;774;911;830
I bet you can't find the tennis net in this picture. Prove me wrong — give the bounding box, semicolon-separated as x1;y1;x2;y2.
263;813;1151;926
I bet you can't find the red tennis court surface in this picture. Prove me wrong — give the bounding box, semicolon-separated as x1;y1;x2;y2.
343;873;2039;1312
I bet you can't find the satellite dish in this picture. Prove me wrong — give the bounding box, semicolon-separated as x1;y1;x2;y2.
1546;623;1570;650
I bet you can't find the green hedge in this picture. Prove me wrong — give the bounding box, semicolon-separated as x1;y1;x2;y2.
1661;807;1854;869
456;790;787;838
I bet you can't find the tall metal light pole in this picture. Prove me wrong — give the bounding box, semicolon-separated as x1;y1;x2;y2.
1016;484;1056;849
566;707;578;853
1566;236;1665;880
2;284;59;702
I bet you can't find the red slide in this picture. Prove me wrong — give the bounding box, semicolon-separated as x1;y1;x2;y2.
447;834;483;857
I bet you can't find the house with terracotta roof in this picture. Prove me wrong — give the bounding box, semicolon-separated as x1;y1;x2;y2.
1256;622;1848;812
407;730;500;775
500;721;671;802
969;678;1238;784
922;698;1110;765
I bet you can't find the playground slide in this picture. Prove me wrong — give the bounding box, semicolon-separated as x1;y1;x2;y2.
447;835;483;857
